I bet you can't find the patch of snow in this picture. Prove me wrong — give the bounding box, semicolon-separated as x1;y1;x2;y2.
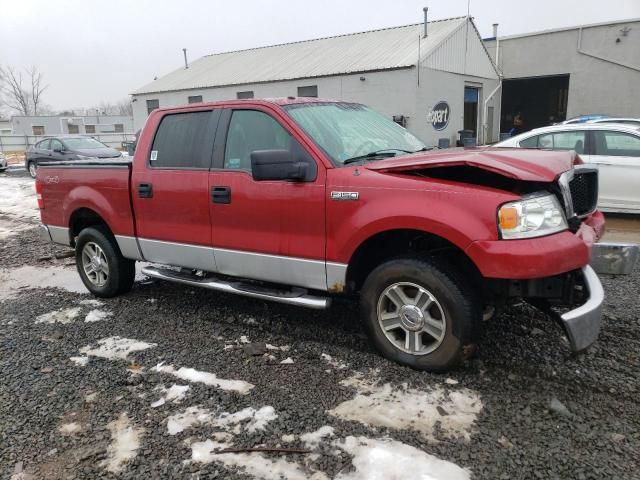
281;434;296;443
153;363;254;394
167;405;277;435
85;392;98;402
0;176;38;239
84;309;112;323
320;353;348;370
280;357;294;364
79;337;157;361
239;335;250;344
167;406;214;435
70;356;89;367
101;413;143;473
190;439;328;480
329;375;482;442
150;384;190;408
445;378;459;385
301;426;335;447
0;265;88;301
334;436;470;480
35;307;81;324
266;343;290;352
59;422;81;434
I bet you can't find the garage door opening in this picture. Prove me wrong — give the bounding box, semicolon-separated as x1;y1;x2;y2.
500;74;569;134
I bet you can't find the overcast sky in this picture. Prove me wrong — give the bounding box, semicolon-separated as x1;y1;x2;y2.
1;0;638;111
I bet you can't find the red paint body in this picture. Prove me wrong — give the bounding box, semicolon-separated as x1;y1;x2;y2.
38;98;603;283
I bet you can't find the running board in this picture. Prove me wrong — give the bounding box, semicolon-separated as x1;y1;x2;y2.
141;266;330;309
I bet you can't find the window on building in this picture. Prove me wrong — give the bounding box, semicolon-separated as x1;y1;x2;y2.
85;125;96;134
68;124;80;134
593;131;640;158
146;99;160;115
236;91;254;99
188;95;203;104
224;110;291;172
297;85;318;97
32;125;45;135
150;111;214;168
114;124;124;133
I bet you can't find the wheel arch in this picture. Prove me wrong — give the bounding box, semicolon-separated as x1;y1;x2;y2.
345;228;483;294
68;208;112;247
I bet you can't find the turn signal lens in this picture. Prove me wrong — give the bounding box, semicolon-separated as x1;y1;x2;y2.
498;193;567;239
35;180;44;209
498;207;518;230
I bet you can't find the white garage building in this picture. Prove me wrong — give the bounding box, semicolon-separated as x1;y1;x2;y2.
131;15;501;146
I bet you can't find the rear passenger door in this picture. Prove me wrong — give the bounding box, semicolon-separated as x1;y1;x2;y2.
208;107;327;290
584;130;640;212
33;139;52;165
132;109;221;270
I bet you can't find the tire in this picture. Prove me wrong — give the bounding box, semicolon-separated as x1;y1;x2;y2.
28;162;37;178
360;257;480;372
75;226;135;297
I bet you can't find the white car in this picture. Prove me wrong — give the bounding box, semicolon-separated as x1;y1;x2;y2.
495;123;640;214
0;152;7;172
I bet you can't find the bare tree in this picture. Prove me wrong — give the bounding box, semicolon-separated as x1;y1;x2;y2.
0;65;48;115
28;66;47;115
116;98;133;116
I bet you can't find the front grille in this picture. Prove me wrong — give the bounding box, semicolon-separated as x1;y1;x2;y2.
569;169;598;217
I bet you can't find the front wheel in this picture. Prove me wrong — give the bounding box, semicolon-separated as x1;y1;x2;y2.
28;162;37;178
75;226;135;297
360;257;480;372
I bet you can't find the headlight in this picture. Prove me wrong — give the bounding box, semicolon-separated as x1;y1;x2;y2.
498;193;567;239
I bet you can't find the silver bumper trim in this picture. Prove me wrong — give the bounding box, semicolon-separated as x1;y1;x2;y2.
560;265;603;352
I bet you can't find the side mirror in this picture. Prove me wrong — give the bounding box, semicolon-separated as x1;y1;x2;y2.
251;149;308;181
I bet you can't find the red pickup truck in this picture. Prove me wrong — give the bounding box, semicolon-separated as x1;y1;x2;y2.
37;98;615;371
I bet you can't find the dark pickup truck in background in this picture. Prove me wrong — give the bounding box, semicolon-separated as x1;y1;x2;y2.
35;98;637;371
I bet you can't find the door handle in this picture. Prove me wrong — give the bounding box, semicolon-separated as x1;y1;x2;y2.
138;183;153;198
211;186;231;204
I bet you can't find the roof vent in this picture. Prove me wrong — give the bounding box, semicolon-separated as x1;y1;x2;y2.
492;23;499;38
182;48;189;69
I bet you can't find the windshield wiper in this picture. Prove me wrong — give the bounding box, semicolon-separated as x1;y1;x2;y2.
342;149;412;165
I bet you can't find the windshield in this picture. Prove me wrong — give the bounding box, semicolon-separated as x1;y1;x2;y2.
62;137;107;149
285;103;425;165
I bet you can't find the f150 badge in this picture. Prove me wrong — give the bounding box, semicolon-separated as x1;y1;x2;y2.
331;191;359;201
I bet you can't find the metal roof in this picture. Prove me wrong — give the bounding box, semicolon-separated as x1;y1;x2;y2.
133;17;468;95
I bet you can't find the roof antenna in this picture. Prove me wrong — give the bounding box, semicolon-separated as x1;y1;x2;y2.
182;48;189;69
423;7;428;37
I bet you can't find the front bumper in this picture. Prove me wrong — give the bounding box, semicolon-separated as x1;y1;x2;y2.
559;265;603;352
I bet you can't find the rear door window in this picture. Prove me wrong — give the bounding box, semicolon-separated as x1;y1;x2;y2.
593;131;640;158
37;139;51;150
150;111;217;169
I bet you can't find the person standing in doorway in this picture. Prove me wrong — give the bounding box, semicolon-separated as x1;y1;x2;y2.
511;110;524;135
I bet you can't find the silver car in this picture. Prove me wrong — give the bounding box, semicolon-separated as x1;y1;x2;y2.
0;152;7;172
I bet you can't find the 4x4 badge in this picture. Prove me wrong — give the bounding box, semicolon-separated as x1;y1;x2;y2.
331;191;359;201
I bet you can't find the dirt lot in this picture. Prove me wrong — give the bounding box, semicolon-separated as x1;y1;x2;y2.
1;171;639;479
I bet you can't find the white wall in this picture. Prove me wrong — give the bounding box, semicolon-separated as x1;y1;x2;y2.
132;67;501;145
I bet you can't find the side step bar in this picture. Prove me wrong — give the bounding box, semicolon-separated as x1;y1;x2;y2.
141;265;330;309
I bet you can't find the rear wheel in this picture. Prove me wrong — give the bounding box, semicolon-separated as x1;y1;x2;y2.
360;257;480;372
28;162;37;178
75;226;135;297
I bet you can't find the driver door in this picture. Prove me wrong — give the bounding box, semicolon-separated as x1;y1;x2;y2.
208;107;327;290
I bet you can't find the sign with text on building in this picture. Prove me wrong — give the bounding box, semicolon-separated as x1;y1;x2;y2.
427;101;450;131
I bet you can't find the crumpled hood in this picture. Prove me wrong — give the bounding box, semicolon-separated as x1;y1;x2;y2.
365;147;577;182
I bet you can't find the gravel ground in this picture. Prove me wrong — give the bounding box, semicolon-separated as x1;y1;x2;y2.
1;173;638;479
